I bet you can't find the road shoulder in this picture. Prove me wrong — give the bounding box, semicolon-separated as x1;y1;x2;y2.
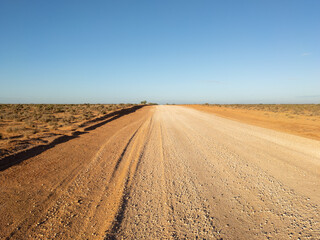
185;104;320;141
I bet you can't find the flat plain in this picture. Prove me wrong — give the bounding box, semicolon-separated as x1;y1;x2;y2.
0;104;137;161
0;105;319;239
186;104;320;141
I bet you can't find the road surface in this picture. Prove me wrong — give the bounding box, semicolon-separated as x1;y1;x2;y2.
1;106;319;239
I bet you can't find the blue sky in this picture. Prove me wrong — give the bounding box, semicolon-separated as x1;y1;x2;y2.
0;0;319;104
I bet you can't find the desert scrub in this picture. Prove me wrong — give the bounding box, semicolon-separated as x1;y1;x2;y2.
24;119;37;128
40;114;58;123
6;126;25;133
99;108;107;114
62;115;75;124
0;103;137;129
49;122;59;130
83;112;94;120
6;127;17;133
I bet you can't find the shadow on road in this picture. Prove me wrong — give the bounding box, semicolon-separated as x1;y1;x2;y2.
0;105;145;171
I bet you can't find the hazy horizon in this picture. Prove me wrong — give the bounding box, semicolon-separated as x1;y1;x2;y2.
1;1;319;104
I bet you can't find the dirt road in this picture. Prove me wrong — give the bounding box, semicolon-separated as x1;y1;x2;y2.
1;106;319;239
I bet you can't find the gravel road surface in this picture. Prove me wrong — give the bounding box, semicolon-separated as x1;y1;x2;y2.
1;105;319;239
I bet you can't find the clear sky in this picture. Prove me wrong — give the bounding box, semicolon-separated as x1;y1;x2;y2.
0;0;319;104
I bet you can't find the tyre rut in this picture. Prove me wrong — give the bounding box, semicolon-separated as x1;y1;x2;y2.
0;107;153;240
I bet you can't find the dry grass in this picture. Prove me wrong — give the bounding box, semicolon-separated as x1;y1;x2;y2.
0;104;137;158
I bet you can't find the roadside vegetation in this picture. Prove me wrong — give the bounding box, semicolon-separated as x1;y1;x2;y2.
0;104;137;158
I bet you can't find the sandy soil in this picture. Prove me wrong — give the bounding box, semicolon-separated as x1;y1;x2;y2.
1;105;319;239
186;104;320;141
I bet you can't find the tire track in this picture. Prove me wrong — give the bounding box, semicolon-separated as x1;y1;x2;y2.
104;115;153;239
111;105;320;239
1;107;153;240
17;115;147;239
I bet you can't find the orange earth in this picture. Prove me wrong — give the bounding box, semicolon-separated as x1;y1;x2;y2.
186;104;320;141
